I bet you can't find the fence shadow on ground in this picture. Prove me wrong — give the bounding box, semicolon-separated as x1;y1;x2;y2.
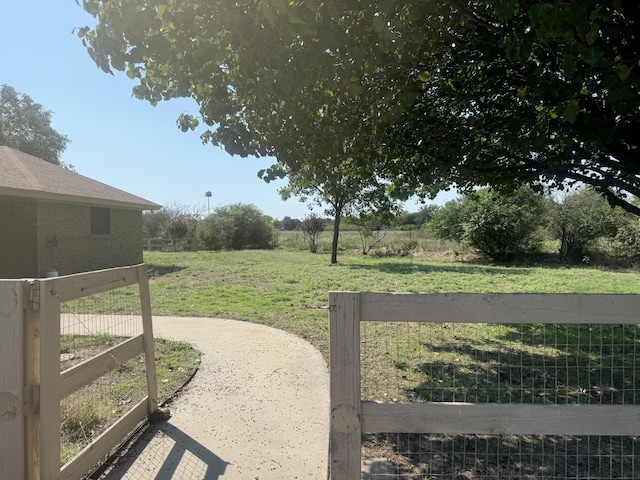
96;421;229;480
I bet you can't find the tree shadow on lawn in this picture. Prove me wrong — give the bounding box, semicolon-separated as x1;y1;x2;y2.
407;323;639;405
367;323;640;478
345;261;533;276
145;263;186;278
363;431;639;479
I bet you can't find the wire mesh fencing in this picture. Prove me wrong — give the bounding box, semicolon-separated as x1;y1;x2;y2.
360;320;640;479
59;283;147;466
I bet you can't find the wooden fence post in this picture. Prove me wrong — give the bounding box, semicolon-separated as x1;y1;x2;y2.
329;292;361;480
0;280;25;480
24;280;42;480
39;278;61;480
137;264;158;415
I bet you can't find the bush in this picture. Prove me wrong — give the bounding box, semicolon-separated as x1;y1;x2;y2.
196;203;275;250
551;187;623;262
614;215;640;258
300;213;326;253
430;187;546;261
166;217;189;238
143;203;200;251
429;198;470;243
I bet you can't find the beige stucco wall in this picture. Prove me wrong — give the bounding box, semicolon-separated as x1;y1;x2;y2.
0;197;38;277
35;201;143;277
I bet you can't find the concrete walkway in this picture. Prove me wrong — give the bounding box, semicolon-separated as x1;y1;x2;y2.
97;316;330;480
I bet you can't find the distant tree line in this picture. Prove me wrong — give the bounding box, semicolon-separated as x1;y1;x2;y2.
144;188;640;264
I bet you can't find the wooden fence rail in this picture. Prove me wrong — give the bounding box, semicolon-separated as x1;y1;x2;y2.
1;264;158;480
328;291;640;479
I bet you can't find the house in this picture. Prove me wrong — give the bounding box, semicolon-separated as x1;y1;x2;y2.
0;146;161;278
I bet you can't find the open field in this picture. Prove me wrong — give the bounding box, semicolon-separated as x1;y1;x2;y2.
72;248;640;478
143;248;640;358
143;248;640;476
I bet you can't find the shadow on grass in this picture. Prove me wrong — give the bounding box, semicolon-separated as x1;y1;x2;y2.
363;432;639;479
345;261;533;276
366;323;640;478
407;323;639;405
351;251;638;274
145;263;186;278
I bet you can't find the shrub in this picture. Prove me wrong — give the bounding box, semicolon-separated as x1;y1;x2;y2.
166;217;189;238
551;187;623;262
143;203;201;251
429;198;469;243
614;215;640;258
430;186;546;261
348;210;395;255
300;213;326;253
196;203;275;250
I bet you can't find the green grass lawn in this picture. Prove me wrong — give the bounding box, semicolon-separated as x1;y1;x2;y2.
85;248;639;478
144;249;640;358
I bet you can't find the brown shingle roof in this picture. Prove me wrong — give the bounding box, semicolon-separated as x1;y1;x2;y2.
0;146;161;210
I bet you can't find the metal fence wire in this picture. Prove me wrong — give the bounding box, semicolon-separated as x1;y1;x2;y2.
360;321;640;479
59;285;145;466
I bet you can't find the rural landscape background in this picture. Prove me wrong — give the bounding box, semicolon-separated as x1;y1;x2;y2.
135;223;640;477
141;199;640;359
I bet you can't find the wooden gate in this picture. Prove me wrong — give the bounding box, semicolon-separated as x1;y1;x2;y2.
329;292;640;479
1;264;158;480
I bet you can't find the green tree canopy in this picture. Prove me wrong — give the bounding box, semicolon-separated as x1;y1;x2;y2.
79;1;639;212
279;216;301;231
0;85;70;165
373;1;640;214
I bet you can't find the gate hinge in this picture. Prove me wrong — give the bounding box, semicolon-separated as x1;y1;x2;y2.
28;280;40;310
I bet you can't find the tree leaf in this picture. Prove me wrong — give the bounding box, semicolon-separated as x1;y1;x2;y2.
562;99;579;124
372;15;387;34
288;15;305;25
580;46;603;65
616;64;631;81
492;0;520;20
586;24;600;45
563;52;577;78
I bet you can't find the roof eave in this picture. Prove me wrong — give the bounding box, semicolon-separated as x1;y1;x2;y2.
0;187;162;211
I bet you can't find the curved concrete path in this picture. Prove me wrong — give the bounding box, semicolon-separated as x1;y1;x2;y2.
98;317;330;480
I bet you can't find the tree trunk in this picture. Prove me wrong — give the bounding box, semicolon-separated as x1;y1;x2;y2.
331;210;342;264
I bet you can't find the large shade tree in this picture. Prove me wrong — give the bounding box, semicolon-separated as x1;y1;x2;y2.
0;84;69;165
79;1;639;212
371;1;640;214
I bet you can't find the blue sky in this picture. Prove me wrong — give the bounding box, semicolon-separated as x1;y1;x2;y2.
2;2;454;219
